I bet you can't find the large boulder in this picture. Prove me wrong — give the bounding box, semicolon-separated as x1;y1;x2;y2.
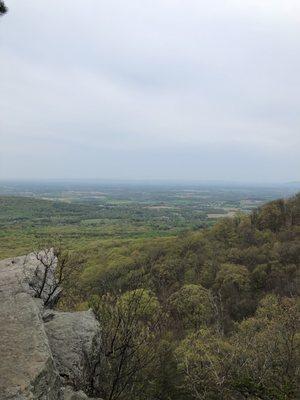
62;386;101;400
0;253;101;400
44;310;101;393
0;255;61;399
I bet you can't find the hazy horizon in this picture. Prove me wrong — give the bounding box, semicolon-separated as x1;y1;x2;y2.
1;177;300;187
1;1;300;182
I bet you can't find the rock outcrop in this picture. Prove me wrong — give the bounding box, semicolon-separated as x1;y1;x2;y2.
44;310;101;392
0;253;101;400
62;387;96;400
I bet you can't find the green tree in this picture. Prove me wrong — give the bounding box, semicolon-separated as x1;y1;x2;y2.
230;294;299;399
168;284;213;332
90;289;163;400
176;328;234;400
176;295;299;400
213;263;252;323
254;200;287;232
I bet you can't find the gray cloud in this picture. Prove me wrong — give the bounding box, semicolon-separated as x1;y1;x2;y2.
1;0;300;181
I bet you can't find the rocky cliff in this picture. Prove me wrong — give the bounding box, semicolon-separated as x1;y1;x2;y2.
0;253;101;400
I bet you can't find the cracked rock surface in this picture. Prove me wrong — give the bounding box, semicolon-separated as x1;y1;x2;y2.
0;253;101;400
44;309;101;392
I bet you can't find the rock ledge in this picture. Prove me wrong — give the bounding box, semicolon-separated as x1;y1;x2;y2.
0;253;101;400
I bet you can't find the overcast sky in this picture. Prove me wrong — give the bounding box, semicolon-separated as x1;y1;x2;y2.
0;0;299;182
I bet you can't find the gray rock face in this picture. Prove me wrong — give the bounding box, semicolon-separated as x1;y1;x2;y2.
0;252;53;296
0;255;61;400
0;253;101;400
45;310;101;392
62;386;99;400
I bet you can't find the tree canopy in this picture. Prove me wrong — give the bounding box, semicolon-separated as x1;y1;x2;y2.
59;193;299;399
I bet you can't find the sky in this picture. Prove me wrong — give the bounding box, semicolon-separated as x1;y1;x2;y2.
0;0;300;182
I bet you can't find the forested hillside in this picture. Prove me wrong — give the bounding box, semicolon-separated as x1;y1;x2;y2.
57;193;300;400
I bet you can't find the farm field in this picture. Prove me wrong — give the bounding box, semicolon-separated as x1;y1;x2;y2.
0;181;297;259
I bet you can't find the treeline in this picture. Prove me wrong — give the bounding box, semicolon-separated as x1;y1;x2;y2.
61;194;299;400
